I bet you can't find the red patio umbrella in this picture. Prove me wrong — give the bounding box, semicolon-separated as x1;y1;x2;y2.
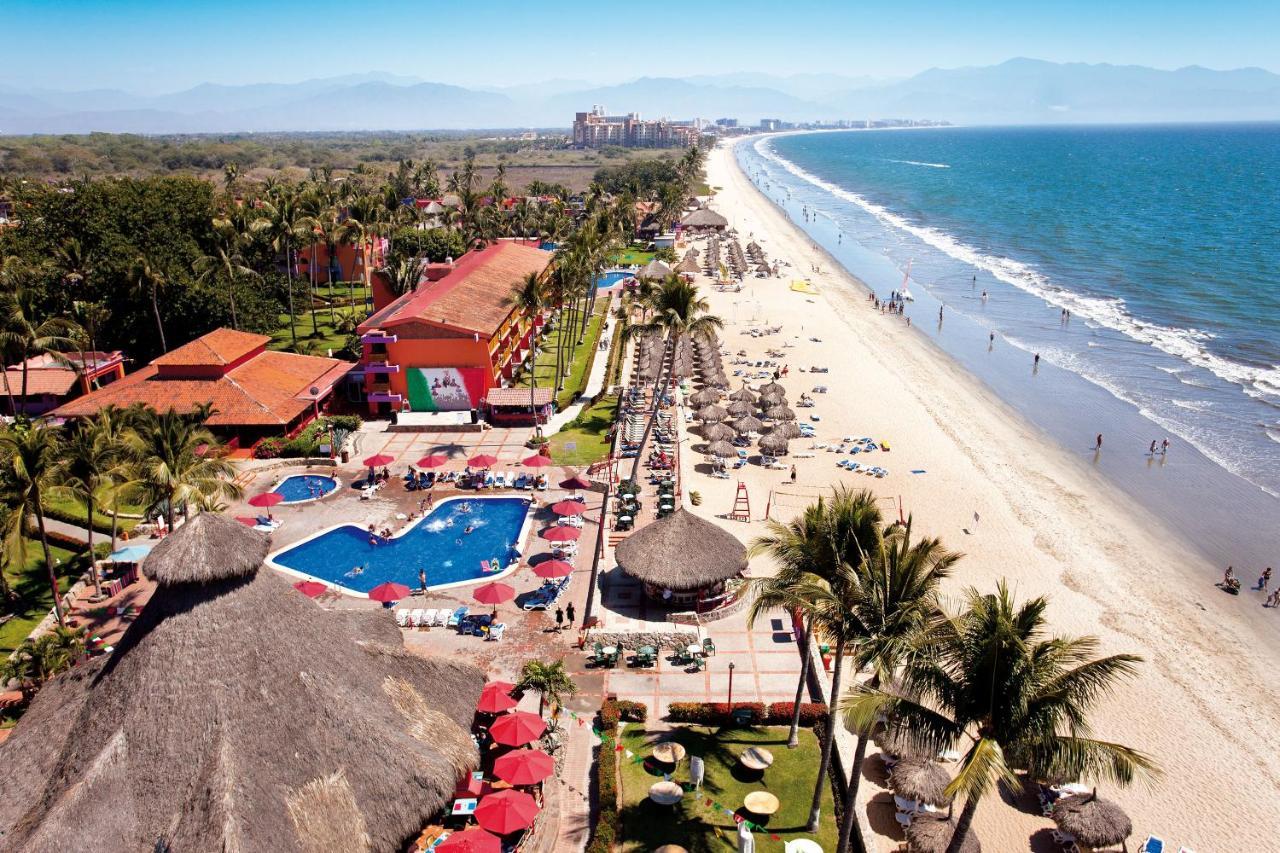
475;789;540;834
436;828;502;853
477;682;519;714
550;500;585;517
247;492;284;508
362;453;395;467
532;559;574;579
493;749;555;786
522;454;553;467
489;710;546;746
540;526;580;543
292;580;327;598
469;453;499;468
559;474;592;490
367;582;412;602
473;581;515;606
417;454;449;468
484;679;516;694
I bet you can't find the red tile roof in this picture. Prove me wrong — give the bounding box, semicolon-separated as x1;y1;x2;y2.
486;387;553;407
152;329;270;367
361;242;552;337
1;366;77;397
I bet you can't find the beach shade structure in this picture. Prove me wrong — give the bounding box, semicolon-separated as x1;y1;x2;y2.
362;453;395;467
560;473;592;490
696;404;729;423
437;828;503;853
904;815;981;853
614;508;747;600
493;748;555;786
733;414;765;435
292;580;327;598
765;405;797;422
522;453;554;468
769;421;802;440
726;400;753;418
728;385;757;403
368;581;413;603
532;559;575;579
705;375;731;390
489;710;548;747
759;433;790;456
879;724;928;761
475;788;540;835
417;454;449;468
477;682;519;714
473;581;515;608
706;440;739;459
676;254;701;275
248;491;285;508
0;511;486;853
757;392;784;409
681;208;729;230
689;388;722;407
890;758;953;807
468;453;499;468
551;500;586;517
638;259;674;280
1051;791;1133;850
758;381;785;396
701;421;736;442
541;525;581;543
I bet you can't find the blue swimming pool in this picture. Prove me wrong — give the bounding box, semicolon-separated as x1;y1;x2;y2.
596;270;632;290
272;474;338;504
268;497;531;594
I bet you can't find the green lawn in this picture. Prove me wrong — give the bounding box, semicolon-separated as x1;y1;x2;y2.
612;248;655;266
269;281;367;355
43;495;141;535
517;301;608;410
1;542;84;654
617;725;837;853
548;395;617;466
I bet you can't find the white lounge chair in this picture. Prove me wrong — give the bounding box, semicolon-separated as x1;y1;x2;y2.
432;609;448;626
421;608;440;627
487;623;506;641
395;609;411;628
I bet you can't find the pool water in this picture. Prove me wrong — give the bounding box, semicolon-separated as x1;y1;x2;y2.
268;497;531;594
273;475;338;503
596;270;632;290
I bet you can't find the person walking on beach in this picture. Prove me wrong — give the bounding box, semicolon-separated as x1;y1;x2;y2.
1149;440;1157;455
1267;586;1280;608
566;601;576;628
1095;433;1103;451
790;464;797;483
1259;567;1272;592
1161;438;1170;454
1034;353;1041;368
554;607;564;632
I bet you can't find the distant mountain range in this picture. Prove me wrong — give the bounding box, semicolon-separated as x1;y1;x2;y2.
1;59;1276;134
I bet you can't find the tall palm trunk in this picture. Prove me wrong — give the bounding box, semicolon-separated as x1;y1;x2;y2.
836;671;881;853
788;613;813;748
84;491;100;597
628;332;673;482
151;283;168;352
110;504;120;552
327;241;338;325
946;797;981;853
1;369;17;417
285;241;298;349
32;488;64;627
309;244;320;337
808;634;847;832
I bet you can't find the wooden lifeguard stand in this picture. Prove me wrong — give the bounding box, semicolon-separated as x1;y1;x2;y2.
728;482;751;522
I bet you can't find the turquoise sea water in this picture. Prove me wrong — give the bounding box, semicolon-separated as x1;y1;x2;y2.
739;124;1280;568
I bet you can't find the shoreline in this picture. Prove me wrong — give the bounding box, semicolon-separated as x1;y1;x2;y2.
683;137;1280;851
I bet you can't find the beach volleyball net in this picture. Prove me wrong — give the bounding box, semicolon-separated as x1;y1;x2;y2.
765;485;903;522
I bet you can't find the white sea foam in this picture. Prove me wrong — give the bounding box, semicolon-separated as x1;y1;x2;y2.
886;159;951;169
756;138;1280;405
423;518;449;533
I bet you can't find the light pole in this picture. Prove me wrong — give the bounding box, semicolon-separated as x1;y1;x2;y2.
727;661;736;709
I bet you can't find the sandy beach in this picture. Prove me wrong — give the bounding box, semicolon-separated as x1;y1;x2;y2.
676;138;1280;851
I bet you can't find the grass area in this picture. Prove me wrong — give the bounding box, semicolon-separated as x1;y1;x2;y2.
517;300;608;410
43;495;141;534
612;247;655;267
548;395;617;466
1;542;83;654
269;282;366;355
617;725;837;853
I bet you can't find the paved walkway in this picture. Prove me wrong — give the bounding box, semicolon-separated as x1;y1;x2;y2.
543;303;617;436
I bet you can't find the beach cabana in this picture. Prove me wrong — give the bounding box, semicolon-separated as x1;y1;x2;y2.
765;404;796;421
701;422;735;442
733;414;764;435
759;433;790;456
769;421;802;440
706;439;738;458
676;254;700;275
1051;791;1132;850
614;508;746;608
638;259;674;280
679;208;729;232
726;400;753;417
689;388;722;407
728;385;757;404
904;815;980;853
890;758;953;808
696;404;728;423
758;381;784;396
0;512;485;853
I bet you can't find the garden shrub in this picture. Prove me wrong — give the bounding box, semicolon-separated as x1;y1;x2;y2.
666;701;767;726
766;701;829;726
612;700;647;722
588;699;625;853
254;437;284;459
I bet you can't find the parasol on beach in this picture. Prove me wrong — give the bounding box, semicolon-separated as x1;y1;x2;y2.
701;422;735;442
769;421;802;440
696;404;728;423
758;433;789;456
728;385;757;404
889;758;953;807
757;381;784;396
764;405;796;422
757;392;784;409
706;440;738;459
1051;791;1133;850
726;400;753;417
733;414;764;435
904;815;980;853
689;388;722;407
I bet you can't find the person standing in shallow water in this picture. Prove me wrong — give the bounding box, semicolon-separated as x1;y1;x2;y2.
1095;433;1103;451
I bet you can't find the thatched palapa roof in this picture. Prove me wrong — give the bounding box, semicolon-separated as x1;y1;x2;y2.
638;259;673;280
904;815;981;853
890;758;953;807
1051;792;1132;849
0;512;485;853
680;208;728;229
615;508;746;590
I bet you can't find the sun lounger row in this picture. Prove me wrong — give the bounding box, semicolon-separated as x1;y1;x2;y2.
398;608;451;628
522;577;570;611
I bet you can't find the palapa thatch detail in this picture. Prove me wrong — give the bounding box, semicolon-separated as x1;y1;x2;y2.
1051;792;1132;849
757;392;784;409
0;512;484;853
679;208;728;230
638;259;673;280
878;725;928;761
689;388;722;407
728;385;757;403
676;254;700;274
733;414;764;434
904;815;980;853
758;381;784;396
890;758;953;807
769;421;802;440
700;422;735;442
706;439;738;458
696;404;728;423
726;400;753;417
614;508;746;590
765;405;796;421
759;433;789;456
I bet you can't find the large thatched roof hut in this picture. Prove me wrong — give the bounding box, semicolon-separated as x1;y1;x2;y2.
638;259;673;280
0;513;485;853
614;508;746;608
904;815;980;853
679;208;728;231
1051;791;1132;850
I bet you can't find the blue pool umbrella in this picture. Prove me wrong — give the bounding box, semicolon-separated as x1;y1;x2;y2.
106;544;154;563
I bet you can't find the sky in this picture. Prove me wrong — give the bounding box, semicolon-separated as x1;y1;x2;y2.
3;0;1278;93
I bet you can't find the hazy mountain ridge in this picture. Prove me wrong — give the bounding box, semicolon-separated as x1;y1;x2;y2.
1;59;1276;134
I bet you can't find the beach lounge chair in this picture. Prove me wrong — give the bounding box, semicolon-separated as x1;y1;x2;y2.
447;606;468;628
1138;838;1164;853
396;609;411;628
420;608;439;627
487;622;506;641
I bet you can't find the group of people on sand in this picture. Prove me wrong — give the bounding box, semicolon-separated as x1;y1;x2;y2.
1221;565;1278;606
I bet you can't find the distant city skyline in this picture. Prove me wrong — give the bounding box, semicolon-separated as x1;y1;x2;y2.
2;0;1278;93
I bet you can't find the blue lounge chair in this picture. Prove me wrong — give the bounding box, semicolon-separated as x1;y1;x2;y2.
446;606;468;628
1138;837;1164;853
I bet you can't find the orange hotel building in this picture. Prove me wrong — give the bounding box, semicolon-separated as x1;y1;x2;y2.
356;242;553;417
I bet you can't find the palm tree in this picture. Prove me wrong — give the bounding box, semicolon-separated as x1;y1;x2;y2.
94;404;141;551
196;219;259;330
845;581;1156;853
253;190;310;349
833;519;959;853
516;658;577;719
621;275;722;480
129;253;168;353
0;625;85;692
503;271;548;434
379;255;426;299
57;421;128;597
0;283;82;411
0;423;67;626
127;409;241;530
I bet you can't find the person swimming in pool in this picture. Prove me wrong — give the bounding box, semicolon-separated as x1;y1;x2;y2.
464;525;474;534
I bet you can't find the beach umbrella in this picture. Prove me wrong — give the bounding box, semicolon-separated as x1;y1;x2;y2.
473;581;515;606
475;788;540;834
362;453;394;467
733;415;764;434
489;710;547;746
541;526;581;542
638;259;673;280
1051;791;1133;850
550;500;585;516
726;400;752;417
292;580;327;598
477;683;519;714
493;748;555;786
532;559;574;579
706;440;738;459
705;375;730;390
559;473;592;490
728;385;757;403
367;582;412;603
469;453;499;468
759;433;789;456
696;404;728;423
903;815;981;853
689;388;721;407
889;758;953;807
758;381;784;396
248;492;284;508
522;453;554;467
769;421;802;439
701;422;735;442
757;392;784;408
436;828;502;853
765;405;796;421
417;454;449;468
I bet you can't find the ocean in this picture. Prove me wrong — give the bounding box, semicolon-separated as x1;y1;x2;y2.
737;124;1280;568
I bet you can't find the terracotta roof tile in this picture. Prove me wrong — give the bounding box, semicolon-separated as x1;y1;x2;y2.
152;329;270;367
1;367;77;397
